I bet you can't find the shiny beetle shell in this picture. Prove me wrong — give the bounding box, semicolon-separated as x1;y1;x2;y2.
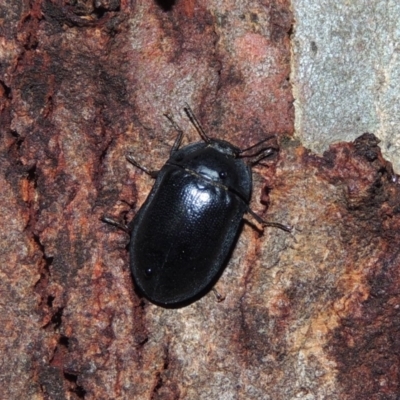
130;139;252;306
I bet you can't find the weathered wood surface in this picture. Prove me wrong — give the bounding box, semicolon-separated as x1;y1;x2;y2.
0;1;399;399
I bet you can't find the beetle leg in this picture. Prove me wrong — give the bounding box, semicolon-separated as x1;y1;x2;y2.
246;208;292;232
164;113;184;154
126;154;159;178
212;287;226;302
101;216;130;233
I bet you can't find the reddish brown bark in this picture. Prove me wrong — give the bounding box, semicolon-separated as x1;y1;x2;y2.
1;1;399;399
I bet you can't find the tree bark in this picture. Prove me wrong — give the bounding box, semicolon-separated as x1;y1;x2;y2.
1;1;399;399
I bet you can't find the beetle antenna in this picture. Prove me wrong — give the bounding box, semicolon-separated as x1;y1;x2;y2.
239;136;279;164
238;147;278;166
164;113;184;154
184;105;211;144
239;135;276;154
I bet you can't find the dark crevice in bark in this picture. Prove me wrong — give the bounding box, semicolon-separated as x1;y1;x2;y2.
0;79;12;98
10;130;24;153
33;232;54;310
64;372;87;399
151;343;171;399
154;0;177;12
50;307;64;330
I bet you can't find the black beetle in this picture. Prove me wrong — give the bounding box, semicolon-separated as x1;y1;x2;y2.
104;107;290;307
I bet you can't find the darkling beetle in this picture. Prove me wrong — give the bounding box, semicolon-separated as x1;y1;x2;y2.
103;106;290;307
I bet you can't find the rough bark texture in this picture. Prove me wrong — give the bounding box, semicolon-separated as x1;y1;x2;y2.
1;1;399;399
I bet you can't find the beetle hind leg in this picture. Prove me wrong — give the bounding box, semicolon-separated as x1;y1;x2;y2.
247;208;292;232
212;287;226;302
101;216;130;233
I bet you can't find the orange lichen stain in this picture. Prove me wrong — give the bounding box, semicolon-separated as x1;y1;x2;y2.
182;0;195;18
20;177;30;203
64;324;73;337
334;286;370;320
92;261;104;280
292;308;341;364
234;33;269;64
295;145;308;159
268;291;291;318
334;257;377;319
291;319;339;390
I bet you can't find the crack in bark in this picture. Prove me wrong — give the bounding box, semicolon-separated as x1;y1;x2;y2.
151;342;171;400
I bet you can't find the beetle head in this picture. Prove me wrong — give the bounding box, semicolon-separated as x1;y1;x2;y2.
169;141;252;202
209;139;241;158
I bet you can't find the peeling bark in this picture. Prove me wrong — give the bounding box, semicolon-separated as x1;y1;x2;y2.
1;1;399;399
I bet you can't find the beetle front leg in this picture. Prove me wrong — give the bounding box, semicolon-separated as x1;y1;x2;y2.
126;153;159;178
126;114;184;175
